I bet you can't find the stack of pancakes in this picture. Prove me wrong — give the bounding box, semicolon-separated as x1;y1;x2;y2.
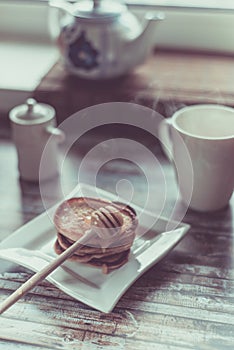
53;197;138;273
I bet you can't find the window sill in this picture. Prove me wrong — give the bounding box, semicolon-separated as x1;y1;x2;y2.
0;40;58;113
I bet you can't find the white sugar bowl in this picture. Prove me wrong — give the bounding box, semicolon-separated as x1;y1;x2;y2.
9;99;65;182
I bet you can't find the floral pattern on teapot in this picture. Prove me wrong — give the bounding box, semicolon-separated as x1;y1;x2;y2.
67;31;99;70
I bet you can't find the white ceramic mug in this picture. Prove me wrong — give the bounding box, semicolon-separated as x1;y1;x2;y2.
159;104;234;212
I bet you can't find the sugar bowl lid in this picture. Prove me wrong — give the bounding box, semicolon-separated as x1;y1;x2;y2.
9;99;55;125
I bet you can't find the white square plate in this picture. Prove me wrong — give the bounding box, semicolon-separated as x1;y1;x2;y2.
0;184;190;313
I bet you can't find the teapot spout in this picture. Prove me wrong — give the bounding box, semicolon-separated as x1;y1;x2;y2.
127;12;164;65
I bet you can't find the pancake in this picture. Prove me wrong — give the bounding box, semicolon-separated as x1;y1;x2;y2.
57;232;133;256
54;197;137;248
53;197;138;273
54;239;130;273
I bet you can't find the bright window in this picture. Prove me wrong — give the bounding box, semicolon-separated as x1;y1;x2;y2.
127;0;234;10
0;0;234;53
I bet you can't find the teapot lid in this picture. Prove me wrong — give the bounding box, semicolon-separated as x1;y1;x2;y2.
9;98;55;125
72;0;126;21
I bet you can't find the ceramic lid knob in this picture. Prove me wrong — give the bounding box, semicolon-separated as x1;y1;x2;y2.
9;98;55;125
73;0;125;20
20;99;40;121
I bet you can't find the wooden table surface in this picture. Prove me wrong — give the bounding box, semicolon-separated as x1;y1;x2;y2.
0;116;233;349
34;49;234;122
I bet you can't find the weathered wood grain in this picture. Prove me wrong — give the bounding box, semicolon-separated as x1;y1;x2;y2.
0;342;56;350
0;317;85;349
34;50;234;122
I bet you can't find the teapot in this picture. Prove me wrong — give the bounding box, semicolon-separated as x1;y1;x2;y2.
50;0;164;79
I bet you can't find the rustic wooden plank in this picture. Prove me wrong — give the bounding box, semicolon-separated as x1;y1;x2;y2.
0;317;84;349
1;300;233;350
1;273;234;330
84;332;193;350
0;341;55;350
1;255;234;321
2;270;234;309
0;297;117;336
117;299;234;325
114;311;234;349
1;287;233;350
0;275;123;335
123;286;234;312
